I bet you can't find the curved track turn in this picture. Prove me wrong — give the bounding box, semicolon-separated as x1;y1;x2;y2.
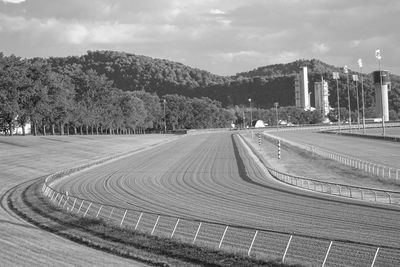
54;132;400;249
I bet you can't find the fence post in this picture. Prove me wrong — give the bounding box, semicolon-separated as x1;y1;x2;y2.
151;216;160;235
108;207;114;220
218;226;229;249
53;193;59;203
247;230;258;257
374;191;377;202
135;212;143;230
193;222;202;244
58;195;64;206
386;192;392;204
171;218;180;238
96;205;103;218
77;200;84;214
71;198;77;212
282;235;293;263
322;241;333;267
63;196;70;208
83;202;92;217
120;210;128;227
360;189;364;200
371;247;380;267
397;169;399;180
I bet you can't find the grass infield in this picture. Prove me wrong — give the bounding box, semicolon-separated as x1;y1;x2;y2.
8;177;298;267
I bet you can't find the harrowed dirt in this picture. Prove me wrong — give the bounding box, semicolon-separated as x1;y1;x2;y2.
0;134;178;267
8;176;291;267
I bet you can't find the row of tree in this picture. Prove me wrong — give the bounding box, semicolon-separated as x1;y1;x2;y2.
0;53;236;136
3;52;365;136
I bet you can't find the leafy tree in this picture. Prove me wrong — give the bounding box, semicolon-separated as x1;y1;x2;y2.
0;54;31;135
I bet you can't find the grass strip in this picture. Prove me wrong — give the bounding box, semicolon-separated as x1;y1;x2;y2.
8;178;299;267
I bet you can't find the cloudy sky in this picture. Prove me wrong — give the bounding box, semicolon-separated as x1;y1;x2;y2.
1;0;399;76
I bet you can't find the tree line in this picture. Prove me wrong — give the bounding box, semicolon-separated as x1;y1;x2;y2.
0;53;235;136
5;51;391;136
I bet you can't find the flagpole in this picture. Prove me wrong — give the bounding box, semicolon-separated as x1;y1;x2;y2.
360;64;365;134
333;72;340;133
336;77;340;133
355;76;360;130
378;52;385;136
345;67;352;132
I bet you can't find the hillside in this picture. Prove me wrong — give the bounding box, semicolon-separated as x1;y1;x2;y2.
48;51;400;112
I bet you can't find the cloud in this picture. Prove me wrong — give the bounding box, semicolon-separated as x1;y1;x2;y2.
2;0;26;3
1;0;400;75
312;42;330;54
209;8;225;15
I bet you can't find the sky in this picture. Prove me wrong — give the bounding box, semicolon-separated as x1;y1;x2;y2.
1;0;399;76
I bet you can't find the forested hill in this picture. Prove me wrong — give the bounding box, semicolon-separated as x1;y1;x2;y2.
235;59;341;78
49;51;400;112
49;51;230;94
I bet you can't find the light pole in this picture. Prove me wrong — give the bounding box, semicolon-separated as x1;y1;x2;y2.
333;72;341;132
274;102;279;131
352;74;360;130
376;49;385;136
163;99;166;133
242;107;245;129
248;98;252;128
344;65;352;132
358;59;366;134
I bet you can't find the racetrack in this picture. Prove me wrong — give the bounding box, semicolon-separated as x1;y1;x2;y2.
266;129;400;169
0;135;177;267
53;131;400;253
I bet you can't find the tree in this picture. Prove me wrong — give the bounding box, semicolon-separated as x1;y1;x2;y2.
0;54;31;136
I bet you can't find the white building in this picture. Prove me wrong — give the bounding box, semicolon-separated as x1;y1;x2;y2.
314;77;330;116
294;66;310;110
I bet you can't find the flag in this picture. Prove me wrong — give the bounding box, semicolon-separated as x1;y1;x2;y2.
343;65;348;74
375;49;381;60
352;75;358;81
332;72;339;79
357;58;362;68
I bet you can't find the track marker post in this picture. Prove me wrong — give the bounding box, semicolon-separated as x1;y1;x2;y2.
282;235;293;263
278;139;281;159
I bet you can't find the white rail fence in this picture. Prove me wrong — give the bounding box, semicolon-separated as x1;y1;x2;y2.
262;132;400;181
242;133;400;205
42;164;400;267
42;183;400;266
